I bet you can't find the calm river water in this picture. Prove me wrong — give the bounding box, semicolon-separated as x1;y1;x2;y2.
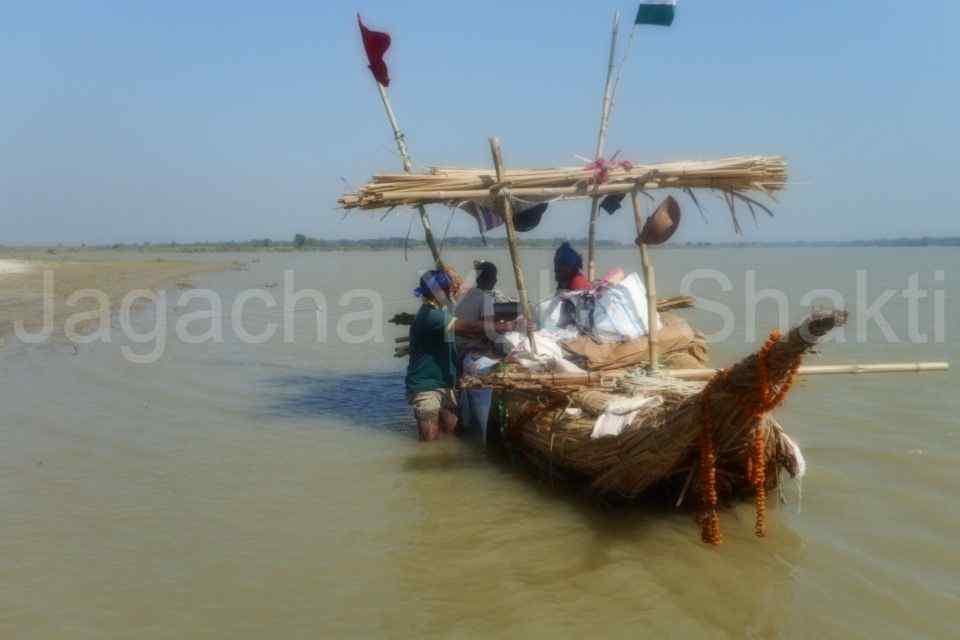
1;248;957;638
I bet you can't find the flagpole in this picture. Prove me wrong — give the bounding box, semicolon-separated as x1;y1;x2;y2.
373;82;444;268
586;11;621;281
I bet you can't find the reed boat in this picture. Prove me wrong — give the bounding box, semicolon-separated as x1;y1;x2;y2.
342;13;948;543
466;312;845;496
397;301;856;542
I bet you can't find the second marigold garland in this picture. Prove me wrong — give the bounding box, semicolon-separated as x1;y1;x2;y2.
698;369;729;545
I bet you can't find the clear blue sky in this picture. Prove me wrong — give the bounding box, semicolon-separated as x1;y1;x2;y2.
1;1;955;245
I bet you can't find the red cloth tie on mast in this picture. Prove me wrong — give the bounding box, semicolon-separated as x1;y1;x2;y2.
584;158;634;184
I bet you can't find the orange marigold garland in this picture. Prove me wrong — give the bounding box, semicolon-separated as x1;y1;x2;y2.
750;329;801;538
698;370;728;546
750;419;768;537
697;329;803;545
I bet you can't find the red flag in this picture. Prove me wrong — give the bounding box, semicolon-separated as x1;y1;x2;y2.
357;14;391;87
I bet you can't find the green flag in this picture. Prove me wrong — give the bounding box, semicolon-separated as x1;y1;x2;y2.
636;0;677;27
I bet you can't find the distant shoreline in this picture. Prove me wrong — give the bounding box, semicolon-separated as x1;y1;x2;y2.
0;253;227;341
2;235;958;253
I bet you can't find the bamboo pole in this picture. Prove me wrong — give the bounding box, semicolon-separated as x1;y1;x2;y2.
467;362;950;387
666;362;951;381
373;81;443;267
594;12;621;163
587;11;621;281
630;190;660;372
586;199;603;282
489;137;538;355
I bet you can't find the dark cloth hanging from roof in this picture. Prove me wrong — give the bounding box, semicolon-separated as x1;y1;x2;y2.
600;193;626;215
459;200;548;235
514;202;549;232
459;201;504;234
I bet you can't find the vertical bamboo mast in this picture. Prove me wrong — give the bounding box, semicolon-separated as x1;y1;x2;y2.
586;11;621;281
631;190;659;372
489;137;538;356
374;82;444;268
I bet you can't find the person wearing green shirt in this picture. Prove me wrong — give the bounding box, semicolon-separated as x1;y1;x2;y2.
406;269;514;442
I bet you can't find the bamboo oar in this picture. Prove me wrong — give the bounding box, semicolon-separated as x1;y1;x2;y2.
469;363;950;387
667;362;950;381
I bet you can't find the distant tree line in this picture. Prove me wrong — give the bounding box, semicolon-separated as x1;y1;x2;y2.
278;235;960;250
281;235;632;251
31;235;960;252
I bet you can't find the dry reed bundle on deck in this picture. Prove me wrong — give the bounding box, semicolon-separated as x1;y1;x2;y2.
339;156;787;226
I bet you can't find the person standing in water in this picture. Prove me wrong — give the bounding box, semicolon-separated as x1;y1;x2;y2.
454;261;511;357
554;242;592;292
405;269;514;441
455;261;508;324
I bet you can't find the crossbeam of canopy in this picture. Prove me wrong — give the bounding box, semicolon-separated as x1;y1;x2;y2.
337;155;787;217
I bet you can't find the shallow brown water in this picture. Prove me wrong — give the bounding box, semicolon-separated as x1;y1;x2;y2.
1;248;957;638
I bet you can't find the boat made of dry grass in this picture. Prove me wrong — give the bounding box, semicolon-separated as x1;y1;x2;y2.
344;12;949;546
462;311;848;542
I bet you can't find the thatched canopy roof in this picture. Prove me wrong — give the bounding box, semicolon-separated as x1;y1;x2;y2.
338;155;787;234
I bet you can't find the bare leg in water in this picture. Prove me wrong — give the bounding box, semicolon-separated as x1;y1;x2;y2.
417;417;441;442
439;409;459;436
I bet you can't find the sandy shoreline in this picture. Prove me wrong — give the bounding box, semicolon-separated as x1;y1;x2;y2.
0;259;33;275
0;251;228;343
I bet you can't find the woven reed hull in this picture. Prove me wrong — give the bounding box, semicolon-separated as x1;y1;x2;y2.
491;311;847;501
495;390;794;501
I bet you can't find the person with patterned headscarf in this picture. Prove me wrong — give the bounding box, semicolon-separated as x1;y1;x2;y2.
405;269;514;441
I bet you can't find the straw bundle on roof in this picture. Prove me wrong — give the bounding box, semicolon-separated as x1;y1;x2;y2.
338;155;786;215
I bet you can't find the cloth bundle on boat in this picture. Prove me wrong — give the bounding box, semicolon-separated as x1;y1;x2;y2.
562;312;709;371
500;329;586;375
572;390;665;439
539;272;660;341
479;271;706;376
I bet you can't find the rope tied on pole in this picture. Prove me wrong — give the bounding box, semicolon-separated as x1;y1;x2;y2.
584;157;635;185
